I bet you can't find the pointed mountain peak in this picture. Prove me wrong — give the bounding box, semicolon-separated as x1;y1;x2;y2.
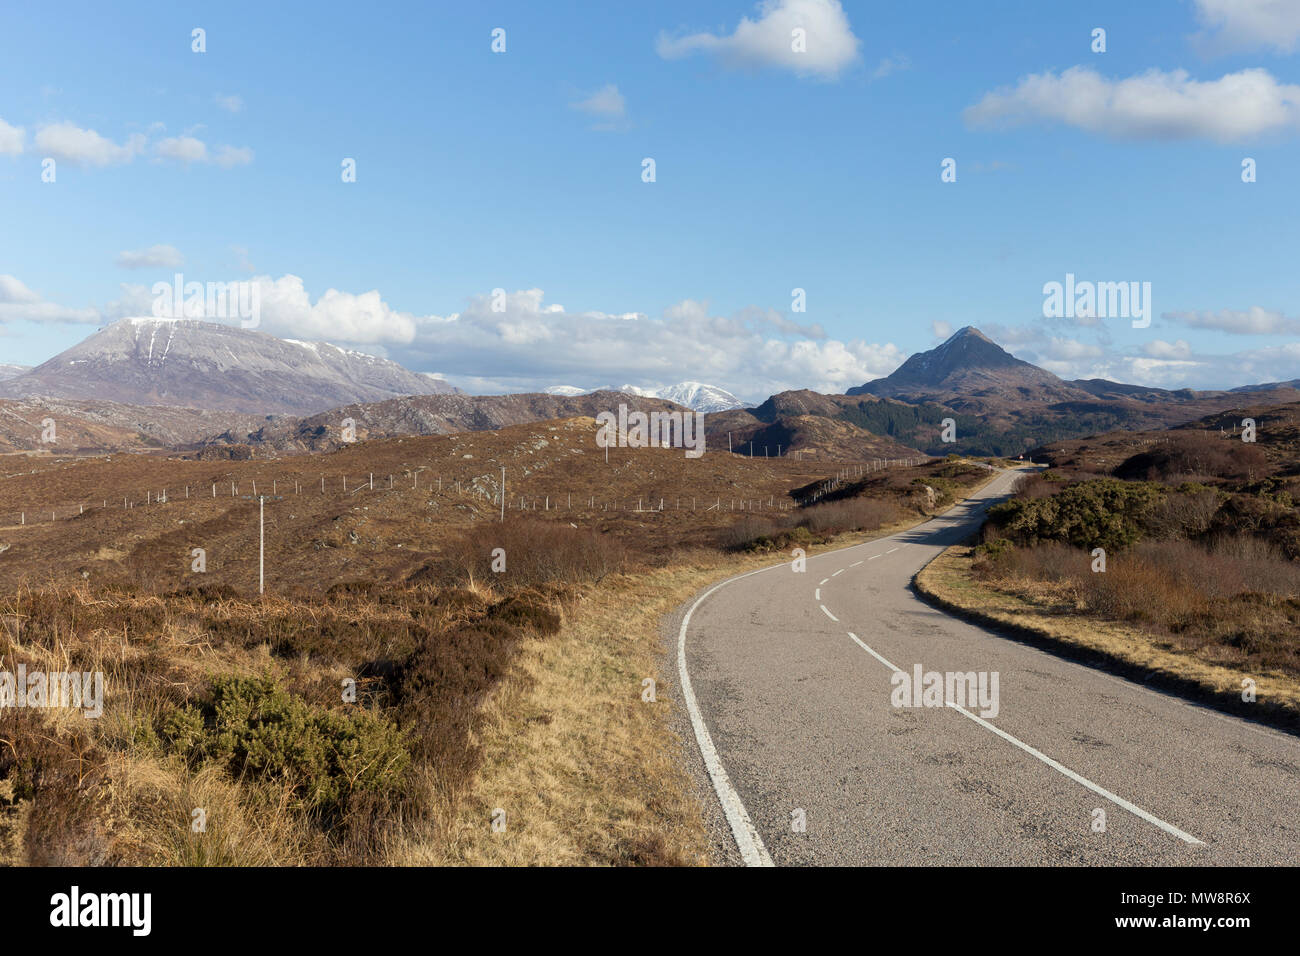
945;325;994;345
847;324;1086;402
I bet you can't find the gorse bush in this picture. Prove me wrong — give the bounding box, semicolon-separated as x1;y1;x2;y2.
988;478;1165;552
973;537;1015;560
161;675;410;816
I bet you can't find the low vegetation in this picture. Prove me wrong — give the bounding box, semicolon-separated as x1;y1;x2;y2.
0;525;592;865
960;429;1300;688
0;444;996;866
725;457;990;553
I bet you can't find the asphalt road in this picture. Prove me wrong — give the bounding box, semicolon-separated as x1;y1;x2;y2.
676;469;1300;865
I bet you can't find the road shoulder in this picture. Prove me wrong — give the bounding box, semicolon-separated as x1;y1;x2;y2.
915;543;1300;736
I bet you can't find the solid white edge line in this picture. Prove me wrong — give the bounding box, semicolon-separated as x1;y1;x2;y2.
678;565;776;867
946;703;1204;845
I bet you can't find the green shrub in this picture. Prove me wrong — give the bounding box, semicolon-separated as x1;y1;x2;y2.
987;478;1164;552
161;675;409;815
974;538;1015;559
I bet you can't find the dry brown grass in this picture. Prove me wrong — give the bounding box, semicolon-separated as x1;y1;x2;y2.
972;537;1300;679
0;444;1000;866
0;574;575;865
917;544;1300;732
397;468;1002;865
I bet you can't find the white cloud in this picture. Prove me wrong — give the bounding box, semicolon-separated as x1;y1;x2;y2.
0;117;24;155
254;275;420;344
115;245;185;270
156;136;209;163
0;276;40;304
214;144;254;167
1192;0;1300;54
997;323;1300;389
33;122;145;166
155;136;253;166
873;53;911;80
204;282;898;399
214;94;244;113
1142;338;1193;360
571;84;626;119
1166;306;1300;335
394;289;902;398
1042;337;1104;361
965;66;1300;143
0;275;100;324
97;279;887;399
930;320;953;340
656;0;860;80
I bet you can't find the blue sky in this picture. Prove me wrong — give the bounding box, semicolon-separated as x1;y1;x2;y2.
2;0;1299;400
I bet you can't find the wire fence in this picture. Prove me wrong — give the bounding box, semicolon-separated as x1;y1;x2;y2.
0;457;932;527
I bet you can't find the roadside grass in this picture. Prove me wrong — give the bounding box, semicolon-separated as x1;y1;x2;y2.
413;468;1003;866
916;545;1300;734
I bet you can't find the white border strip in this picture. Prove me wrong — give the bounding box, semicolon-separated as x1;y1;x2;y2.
677;565;778;867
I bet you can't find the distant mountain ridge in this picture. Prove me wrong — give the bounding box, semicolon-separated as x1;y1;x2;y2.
850;326;1089;404
843;325;1300;454
0;318;458;415
544;381;745;412
203;389;698;453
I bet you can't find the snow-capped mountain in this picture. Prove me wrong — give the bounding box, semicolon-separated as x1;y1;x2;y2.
0;363;31;382
0;317;459;415
543;381;746;412
655;382;746;413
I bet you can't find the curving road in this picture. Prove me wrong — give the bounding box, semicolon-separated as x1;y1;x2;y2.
675;469;1300;866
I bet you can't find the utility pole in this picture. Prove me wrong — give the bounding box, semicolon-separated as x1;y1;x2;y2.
259;496;265;595
500;467;505;522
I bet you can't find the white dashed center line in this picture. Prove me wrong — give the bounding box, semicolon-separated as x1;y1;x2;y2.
820;605;838;622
